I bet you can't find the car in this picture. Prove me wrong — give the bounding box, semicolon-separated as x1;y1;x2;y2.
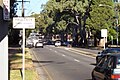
55;40;61;47
26;38;34;48
46;40;54;45
35;41;43;48
32;37;39;47
92;53;120;80
96;48;120;63
61;41;69;46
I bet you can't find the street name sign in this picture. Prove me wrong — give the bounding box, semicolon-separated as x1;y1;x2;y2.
13;17;35;29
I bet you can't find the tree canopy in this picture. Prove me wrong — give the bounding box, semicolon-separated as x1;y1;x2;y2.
29;0;120;46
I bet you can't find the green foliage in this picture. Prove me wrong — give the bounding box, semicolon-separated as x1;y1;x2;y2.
10;0;18;17
56;20;67;32
86;0;115;38
42;0;90;34
28;0;120;45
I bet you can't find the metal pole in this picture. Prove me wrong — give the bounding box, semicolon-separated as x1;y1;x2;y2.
22;0;25;80
22;0;24;17
22;28;25;80
104;37;106;50
115;4;119;47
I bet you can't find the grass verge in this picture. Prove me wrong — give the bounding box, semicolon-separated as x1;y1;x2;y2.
9;48;39;80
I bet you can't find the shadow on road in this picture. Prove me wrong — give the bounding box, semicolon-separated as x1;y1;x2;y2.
33;60;66;66
90;63;96;66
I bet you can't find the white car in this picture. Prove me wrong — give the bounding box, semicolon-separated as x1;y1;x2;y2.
55;41;61;47
31;37;39;47
35;41;43;48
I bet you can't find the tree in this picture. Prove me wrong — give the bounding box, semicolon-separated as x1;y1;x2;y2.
86;0;115;46
33;0;117;47
8;0;19;45
43;0;90;46
10;0;18;17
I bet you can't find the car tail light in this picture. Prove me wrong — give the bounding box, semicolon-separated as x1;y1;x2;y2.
111;74;120;79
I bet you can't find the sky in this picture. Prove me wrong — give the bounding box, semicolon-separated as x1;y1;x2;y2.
17;0;49;16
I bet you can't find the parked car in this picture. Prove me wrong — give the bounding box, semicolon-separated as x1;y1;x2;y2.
32;37;39;47
46;40;54;45
96;48;120;63
61;41;69;46
55;40;61;47
26;38;34;48
92;53;120;80
35;41;43;48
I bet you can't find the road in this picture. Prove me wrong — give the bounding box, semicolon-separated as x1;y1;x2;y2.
31;45;99;80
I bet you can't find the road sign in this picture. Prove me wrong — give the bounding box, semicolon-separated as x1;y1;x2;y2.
101;29;107;37
101;29;107;50
13;17;35;29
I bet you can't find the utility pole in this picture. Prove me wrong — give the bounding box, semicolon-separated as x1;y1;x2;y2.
0;0;8;80
115;4;119;47
113;0;119;47
17;0;30;16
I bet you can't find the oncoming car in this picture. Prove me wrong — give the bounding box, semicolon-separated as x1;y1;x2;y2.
92;53;120;80
55;40;61;47
35;41;43;48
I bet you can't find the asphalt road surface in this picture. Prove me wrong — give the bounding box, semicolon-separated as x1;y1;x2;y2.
31;45;97;80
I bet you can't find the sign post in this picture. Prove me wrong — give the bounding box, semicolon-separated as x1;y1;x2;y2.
13;17;35;80
101;29;107;50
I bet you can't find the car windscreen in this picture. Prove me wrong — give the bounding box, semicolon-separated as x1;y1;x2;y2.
106;48;120;53
116;57;120;68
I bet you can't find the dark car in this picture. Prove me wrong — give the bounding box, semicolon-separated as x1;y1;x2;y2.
96;48;120;63
92;53;120;80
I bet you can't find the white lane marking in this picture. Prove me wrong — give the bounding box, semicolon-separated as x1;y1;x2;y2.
74;59;80;62
55;51;57;53
62;54;66;57
50;49;52;50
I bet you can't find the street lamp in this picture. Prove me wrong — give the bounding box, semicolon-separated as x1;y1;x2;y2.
99;4;119;47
